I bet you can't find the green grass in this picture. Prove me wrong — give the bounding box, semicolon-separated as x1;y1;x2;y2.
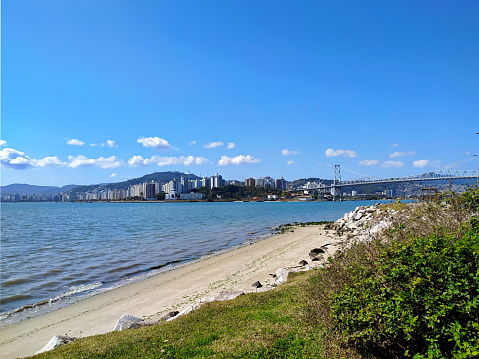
30;272;327;359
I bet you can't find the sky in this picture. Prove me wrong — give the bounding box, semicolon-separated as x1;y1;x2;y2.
1;1;478;186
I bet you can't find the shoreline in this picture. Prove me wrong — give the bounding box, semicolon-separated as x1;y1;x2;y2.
0;229;275;327
0;223;344;359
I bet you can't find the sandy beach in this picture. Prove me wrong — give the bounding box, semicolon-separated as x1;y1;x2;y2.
0;224;341;358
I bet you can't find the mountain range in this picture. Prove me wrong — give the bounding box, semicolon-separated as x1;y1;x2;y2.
0;184;79;196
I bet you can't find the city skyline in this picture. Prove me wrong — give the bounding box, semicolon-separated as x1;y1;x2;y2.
2;1;478;187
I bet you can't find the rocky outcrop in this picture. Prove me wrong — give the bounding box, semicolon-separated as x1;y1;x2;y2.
308;248;325;261
35;335;77;354
166;290;245;322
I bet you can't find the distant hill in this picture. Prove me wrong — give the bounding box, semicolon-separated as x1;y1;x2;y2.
0;184;79;196
70;171;202;193
288;178;334;189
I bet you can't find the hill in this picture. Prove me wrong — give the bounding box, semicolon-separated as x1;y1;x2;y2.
288;178;334;189
70;171;202;193
0;184;79;196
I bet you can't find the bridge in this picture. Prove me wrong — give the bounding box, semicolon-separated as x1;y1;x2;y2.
302;154;479;200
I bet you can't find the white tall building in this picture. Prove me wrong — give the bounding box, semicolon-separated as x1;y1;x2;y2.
210;173;225;188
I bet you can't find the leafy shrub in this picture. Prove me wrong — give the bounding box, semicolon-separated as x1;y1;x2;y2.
459;188;479;212
330;218;479;358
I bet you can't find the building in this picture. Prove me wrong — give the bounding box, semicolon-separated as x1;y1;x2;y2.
201;177;211;188
210;173;225;188
275;177;287;190
245;178;255;187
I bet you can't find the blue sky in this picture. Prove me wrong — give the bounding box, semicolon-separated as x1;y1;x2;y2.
1;1;478;186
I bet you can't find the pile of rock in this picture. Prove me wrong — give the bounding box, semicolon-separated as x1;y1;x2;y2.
329;205;380;236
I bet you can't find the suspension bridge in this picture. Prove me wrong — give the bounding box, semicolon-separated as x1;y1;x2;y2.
302;154;479;200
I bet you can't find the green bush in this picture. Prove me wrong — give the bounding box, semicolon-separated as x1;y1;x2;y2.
330;218;479;358
460;188;479;212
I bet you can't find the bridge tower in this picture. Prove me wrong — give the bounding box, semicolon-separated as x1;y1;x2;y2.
333;165;341;201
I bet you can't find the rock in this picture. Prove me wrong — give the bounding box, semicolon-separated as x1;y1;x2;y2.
113;314;144;331
167;302;203;321
166;291;245;322
251;281;263;289
273;268;289;285
161;311;180;321
209;290;244;301
35;335;77;354
309;248;325;261
299;259;308;266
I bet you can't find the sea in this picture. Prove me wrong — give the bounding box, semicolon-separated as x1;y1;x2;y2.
0;200;383;325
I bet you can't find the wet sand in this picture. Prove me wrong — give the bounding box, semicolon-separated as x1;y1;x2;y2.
0;224;341;358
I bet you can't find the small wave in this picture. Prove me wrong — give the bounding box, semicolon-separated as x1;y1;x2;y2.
148;259;184;271
31;281;61;290
0;294;33;306
45;269;62;275
38;246;54;251
1;282;104;319
56;282;103;299
106;263;141;274
2;278;32;287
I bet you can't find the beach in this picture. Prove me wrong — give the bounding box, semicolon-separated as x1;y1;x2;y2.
0;224;341;358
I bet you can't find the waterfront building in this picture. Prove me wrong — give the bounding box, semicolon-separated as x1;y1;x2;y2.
275;177;288;190
201;176;211;188
245;177;255;187
255;178;265;187
181;177;190;192
210;173;225;188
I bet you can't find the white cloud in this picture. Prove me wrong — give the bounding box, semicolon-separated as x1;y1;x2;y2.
412;159;441;168
325;148;357;158
1;148;33;169
203;141;224;149
226;142;236;149
282;149;300;156
67;155;123;168
1;148;66;169
103;140;117;148
381;161;405;168
154;156;210;166
218;155;260;166
359;159;379;166
389;151;415;158
391;143;399;147
189;141;197;146
30;156;66;167
0;140;7;146
66;138;85;146
110;173;118;178
128;155;209;167
412;159;430;168
1;148;29;168
287;160;297;165
128;155;149;167
137;137;173;150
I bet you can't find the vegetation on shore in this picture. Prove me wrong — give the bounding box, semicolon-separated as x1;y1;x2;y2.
31;189;479;359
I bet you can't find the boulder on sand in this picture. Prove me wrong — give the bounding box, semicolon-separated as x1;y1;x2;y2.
35;335;77;354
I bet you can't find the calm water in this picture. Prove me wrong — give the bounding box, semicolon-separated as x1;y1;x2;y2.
0;200;379;324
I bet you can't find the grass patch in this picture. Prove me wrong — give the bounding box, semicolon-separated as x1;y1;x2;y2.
30;272;327;359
